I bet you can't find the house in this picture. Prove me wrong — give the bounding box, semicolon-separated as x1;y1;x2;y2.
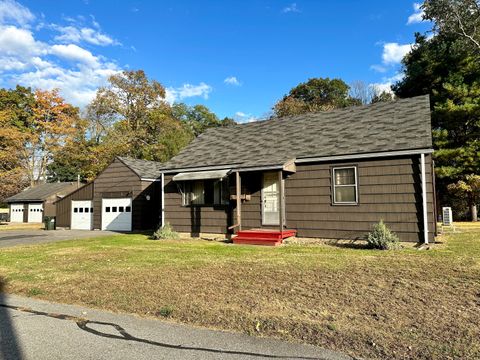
6;182;79;223
55;157;162;231
159;95;436;244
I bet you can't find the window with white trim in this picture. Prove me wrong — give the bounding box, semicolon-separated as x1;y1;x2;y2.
332;167;358;204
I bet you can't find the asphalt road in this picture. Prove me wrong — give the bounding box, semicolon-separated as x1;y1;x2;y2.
0;294;353;360
0;230;119;248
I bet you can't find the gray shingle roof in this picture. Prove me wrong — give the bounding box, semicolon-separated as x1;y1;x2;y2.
6;182;78;203
161;95;432;171
117;157;163;179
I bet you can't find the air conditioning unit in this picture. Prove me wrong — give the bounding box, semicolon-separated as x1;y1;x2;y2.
442;207;453;226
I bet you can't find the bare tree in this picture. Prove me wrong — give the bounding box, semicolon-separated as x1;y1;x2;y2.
423;0;480;51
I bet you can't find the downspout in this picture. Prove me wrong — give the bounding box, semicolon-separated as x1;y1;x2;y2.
421;154;429;244
161;173;165;228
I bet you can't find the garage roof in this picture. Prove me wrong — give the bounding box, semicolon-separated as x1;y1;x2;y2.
117;157;163;180
5;182;79;203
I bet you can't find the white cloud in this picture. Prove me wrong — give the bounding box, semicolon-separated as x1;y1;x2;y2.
224;76;241;86
0;2;121;107
381;42;412;64
0;25;45;57
407;2;424;25
53;25;118;46
370;73;404;95
165;82;213;104
370;64;387;73
50;44;99;68
0;0;35;26
234;111;258;123
282;3;300;13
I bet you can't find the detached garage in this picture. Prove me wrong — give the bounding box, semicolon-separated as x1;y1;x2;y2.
6;182;79;223
55;157;162;231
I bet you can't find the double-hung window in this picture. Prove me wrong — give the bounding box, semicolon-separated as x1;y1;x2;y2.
332;166;358;204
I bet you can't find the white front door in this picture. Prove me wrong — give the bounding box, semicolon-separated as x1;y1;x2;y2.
10;204;24;223
101;198;132;231
27;203;43;223
262;172;280;225
71;200;93;230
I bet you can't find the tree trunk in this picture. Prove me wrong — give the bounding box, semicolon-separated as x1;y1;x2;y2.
471;204;478;222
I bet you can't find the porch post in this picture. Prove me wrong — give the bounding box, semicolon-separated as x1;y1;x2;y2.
160;173;165;228
236;171;242;231
420;153;429;244
278;170;284;234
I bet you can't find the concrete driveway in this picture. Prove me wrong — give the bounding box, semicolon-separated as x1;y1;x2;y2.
0;294;352;360
0;230;119;248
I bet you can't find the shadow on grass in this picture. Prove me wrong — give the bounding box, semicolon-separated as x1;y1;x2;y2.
325;239;370;250
0;277;23;360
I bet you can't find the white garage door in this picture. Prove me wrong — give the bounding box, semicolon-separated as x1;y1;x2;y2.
101;198;132;231
71;200;93;230
28;203;43;223
10;204;24;223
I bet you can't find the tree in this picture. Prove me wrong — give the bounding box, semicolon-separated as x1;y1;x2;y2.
371;91;394;104
448;174;480;221
423;0;480;51
172;103;235;137
349;81;395;105
0;87;34;201
393;31;480;209
93;70;166;131
22;89;81;186
273;77;361;117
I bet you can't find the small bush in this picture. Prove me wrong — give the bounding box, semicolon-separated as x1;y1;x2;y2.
367;220;400;250
157;306;174;318
27;287;44;296
151;222;179;240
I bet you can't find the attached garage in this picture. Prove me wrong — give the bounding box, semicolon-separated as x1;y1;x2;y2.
55;157;162;231
101;198;132;231
6;182;79;224
71;200;93;230
10;204;24;223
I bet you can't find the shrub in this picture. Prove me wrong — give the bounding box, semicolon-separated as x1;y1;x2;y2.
157;306;174;318
151;222;179;240
366;220;400;250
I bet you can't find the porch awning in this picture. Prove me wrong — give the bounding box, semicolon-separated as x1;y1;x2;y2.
172;169;231;181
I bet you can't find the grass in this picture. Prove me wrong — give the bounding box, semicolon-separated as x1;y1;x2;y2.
0;223;479;359
0;222;44;230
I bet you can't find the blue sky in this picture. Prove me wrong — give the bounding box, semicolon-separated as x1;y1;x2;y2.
0;1;431;122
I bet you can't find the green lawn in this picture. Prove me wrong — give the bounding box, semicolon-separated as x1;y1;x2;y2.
1;224;479;359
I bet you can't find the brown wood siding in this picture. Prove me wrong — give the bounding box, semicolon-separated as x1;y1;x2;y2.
164;154;435;242
55;183;94;227
285;155;436;242
164;175;231;235
92;159;158;230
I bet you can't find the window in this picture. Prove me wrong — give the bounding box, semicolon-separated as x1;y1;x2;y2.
112;206;117;212
125;206;131;212
119;206;124;212
79;208;84;213
332;167;358;204
85;208;89;213
105;207;110;213
182;179;229;206
91;208;94;213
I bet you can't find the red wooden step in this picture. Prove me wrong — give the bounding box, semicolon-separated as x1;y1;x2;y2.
233;229;297;246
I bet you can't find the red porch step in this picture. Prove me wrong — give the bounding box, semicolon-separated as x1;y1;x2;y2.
232;229;297;246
